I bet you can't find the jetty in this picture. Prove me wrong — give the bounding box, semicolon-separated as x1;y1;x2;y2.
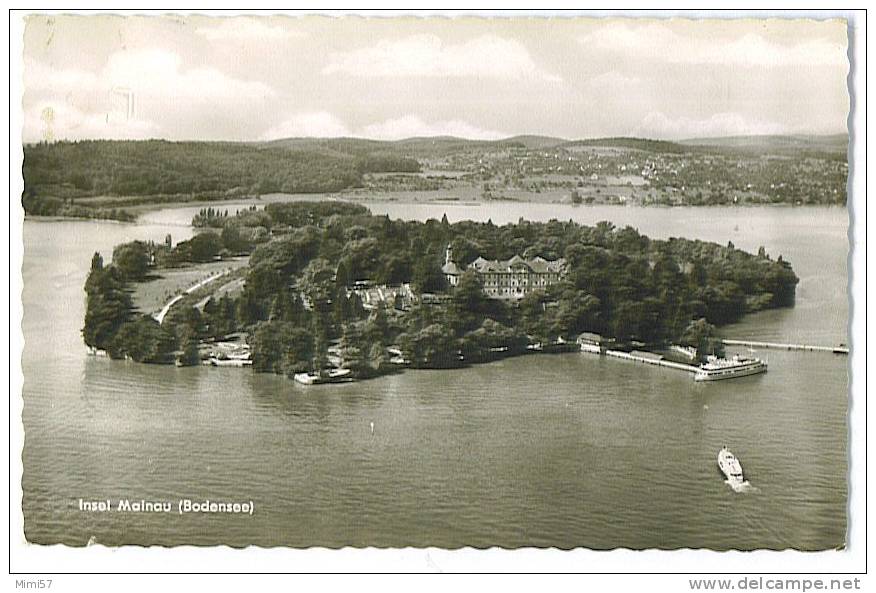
722;339;848;355
603;350;699;374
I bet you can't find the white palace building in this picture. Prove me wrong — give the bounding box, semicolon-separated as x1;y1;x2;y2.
441;244;567;300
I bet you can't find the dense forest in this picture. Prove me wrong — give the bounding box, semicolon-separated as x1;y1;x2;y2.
23;139;420;201
84;202;799;378
20;193;136;221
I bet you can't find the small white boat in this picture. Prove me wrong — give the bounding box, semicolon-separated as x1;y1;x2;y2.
387;347;410;365
209;357;252;367
293;368;353;385
718;446;745;484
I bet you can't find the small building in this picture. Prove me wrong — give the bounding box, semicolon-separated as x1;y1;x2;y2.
670;344;698;361
351;283;415;310
441;245;464;287
577;332;605;354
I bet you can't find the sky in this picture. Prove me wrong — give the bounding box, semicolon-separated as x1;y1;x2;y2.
20;14;850;143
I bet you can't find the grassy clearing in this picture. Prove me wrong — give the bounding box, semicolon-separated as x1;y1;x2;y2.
131;257;250;316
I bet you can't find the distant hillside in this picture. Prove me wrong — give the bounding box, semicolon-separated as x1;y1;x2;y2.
22;133;848;214
679;134;849;156
259;135;512;158
255;133;848;158
258;137;392;157
389;136;524;156
502;135;567;149
561;137;690;154
260;134;567;155
23;139;419;200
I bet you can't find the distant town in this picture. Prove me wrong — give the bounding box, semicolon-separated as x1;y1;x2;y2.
22;134;848;222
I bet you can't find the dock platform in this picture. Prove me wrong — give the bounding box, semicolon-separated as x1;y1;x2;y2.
603;350;699;374
722;339;848;355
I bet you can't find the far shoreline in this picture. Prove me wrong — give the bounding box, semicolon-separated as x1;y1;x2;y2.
22;192;849;224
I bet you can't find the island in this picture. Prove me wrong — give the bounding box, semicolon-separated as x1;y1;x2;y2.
82;201;800;382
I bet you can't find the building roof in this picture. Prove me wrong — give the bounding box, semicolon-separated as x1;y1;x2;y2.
468;255;566;274
577;332;603;343
442;261;463;275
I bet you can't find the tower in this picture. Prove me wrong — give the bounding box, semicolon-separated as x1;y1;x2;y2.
445;243;453;265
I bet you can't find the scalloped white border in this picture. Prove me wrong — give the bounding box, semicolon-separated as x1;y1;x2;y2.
5;4;868;585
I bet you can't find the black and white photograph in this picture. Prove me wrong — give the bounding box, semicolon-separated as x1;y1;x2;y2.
8;7;867;582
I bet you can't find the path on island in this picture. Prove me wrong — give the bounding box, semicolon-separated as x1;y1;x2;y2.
153;270;231;324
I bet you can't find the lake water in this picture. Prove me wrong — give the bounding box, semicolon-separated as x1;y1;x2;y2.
21;203;849;549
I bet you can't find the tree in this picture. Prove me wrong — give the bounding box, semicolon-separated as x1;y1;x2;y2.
112;241;149;280
301;258;336;315
178;338;201;367
399;323;460;368
164;303;207;341
109;315;178;363
341;237;382;282
517;289;555;341
460;318;528;362
184;232;223;263
450;270;492;334
552;291;601;338
221;225;252;254
681;318;725;362
452;270;486;309
449;237;480;267
83;262;132;350
378;254;412;285
411;257;447;293
249;322;314;375
611;301;644;344
339;322;390;378
90;252;104;272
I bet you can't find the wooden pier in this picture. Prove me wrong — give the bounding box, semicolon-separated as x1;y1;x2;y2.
722;339;848;355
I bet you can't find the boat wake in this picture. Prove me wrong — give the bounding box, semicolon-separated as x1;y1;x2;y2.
726;479;758;494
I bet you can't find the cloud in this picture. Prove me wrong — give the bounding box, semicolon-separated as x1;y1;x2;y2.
195;17;304;42
23;100;160;142
102;49;274;102
584;71;642;91
261;112;352;140
323;34;560;81
261;112;507;141
360;115;506;140
632;111;787;139
24;58;98;94
23;49;276;141
579;23;847;68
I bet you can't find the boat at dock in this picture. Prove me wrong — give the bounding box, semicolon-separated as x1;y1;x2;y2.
694;354;767;382
293;368;353;385
209;356;252;367
718;447;745;484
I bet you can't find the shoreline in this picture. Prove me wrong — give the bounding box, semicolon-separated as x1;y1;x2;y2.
23;194;849;224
